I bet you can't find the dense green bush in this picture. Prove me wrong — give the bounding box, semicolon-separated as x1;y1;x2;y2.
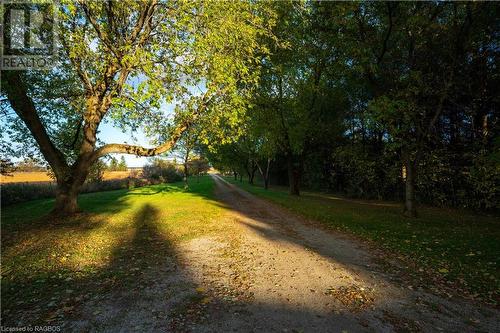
467;153;499;210
321;145;499;211
414;149;499;210
329;145;402;200
142;159;183;183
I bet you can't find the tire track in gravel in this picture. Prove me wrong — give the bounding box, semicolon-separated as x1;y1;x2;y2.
179;174;499;332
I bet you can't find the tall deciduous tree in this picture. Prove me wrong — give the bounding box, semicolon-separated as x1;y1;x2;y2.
251;1;347;195
1;0;274;215
174;125;200;188
352;2;495;216
205;1;498;214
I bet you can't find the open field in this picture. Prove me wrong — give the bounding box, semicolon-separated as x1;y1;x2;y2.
224;177;500;306
0;171;137;184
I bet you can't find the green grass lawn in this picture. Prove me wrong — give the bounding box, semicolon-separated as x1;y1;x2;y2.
225;177;500;305
2;174;499;324
1;176;230;323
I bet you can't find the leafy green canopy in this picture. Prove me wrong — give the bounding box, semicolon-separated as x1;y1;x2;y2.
1;0;276;162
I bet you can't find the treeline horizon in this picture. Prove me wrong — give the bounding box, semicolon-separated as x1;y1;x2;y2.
0;1;498;216
205;2;499;215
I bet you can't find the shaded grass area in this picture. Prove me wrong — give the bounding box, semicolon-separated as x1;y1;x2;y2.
1;176;228;325
225;177;500;305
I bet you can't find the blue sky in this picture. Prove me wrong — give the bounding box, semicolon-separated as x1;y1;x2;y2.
97;122;151;167
96;82;204;167
2;121;156;167
2;109;173;168
2;78;204;168
97;100;179;167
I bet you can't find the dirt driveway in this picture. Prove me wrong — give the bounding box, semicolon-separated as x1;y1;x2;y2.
70;174;499;332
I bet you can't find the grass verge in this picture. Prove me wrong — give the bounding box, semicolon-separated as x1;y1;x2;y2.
225;177;499;306
1;176;228;325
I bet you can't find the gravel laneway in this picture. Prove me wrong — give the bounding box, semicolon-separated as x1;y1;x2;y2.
185;174;499;332
69;175;499;332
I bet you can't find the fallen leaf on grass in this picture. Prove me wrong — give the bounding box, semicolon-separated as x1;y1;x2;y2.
325;285;374;312
200;297;212;304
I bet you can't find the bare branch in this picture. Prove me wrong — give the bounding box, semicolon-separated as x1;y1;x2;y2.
78;0;120;59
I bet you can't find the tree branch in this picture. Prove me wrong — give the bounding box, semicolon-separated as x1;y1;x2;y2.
128;1;153;43
66;118;83;150
78;0;120;59
91;89;216;161
92;118;189;160
377;2;394;65
59;26;94;94
129;1;158;47
2;72;69;177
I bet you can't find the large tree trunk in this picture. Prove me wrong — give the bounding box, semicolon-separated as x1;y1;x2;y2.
403;158;417;218
246;169;252;184
5;63;191;216
183;149;190;188
183;163;189;188
256;158;271;190
264;176;270;190
247;160;257;185
53;185;80;216
287;154;301;196
263;158;270;190
51;159;92;216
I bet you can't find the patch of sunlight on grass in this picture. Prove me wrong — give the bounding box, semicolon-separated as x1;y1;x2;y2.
1;175;232;322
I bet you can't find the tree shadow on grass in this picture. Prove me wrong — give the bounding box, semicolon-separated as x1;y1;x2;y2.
1;203;189;329
1;176;352;331
1;184;366;332
201;175;500;331
65;203;188;331
6;176;496;332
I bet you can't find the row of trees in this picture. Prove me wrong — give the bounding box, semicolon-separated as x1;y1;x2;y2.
208;2;499;215
107;156;128;172
142;155;209;186
0;157;46;174
1;0;274;215
1;1;497;216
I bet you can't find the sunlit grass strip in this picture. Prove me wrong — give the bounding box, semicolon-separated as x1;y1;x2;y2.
225;177;500;306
